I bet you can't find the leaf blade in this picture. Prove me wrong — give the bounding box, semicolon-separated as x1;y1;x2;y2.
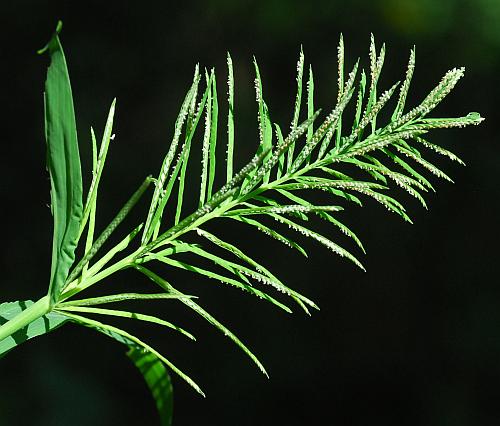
40;22;83;304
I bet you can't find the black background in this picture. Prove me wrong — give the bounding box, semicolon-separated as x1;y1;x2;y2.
0;1;498;425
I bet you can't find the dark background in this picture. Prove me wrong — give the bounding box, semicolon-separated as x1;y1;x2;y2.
0;1;498;425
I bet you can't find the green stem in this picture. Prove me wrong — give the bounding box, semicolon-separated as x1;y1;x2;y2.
0;295;51;342
60;249;140;301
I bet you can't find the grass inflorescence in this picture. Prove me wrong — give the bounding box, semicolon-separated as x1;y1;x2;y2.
0;22;483;426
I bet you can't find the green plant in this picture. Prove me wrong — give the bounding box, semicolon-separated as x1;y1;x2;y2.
0;22;483;425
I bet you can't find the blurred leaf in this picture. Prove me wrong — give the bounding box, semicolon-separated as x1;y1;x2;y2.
128;346;174;426
0;300;68;358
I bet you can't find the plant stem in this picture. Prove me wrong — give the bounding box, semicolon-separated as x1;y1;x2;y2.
0;295;51;342
59;249;141;301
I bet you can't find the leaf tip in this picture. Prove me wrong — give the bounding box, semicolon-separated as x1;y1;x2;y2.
37;21;63;55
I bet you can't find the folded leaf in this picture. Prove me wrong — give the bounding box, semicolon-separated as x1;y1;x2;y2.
39;22;83;304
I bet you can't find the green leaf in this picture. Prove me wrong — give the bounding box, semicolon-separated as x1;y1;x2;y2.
0;300;69;357
39;22;83;304
127;346;174;426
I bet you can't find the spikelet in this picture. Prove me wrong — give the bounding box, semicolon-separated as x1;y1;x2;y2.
343;129;425;157
199;70;213;206
270;214;365;270
394;144;453;182
351;81;400;140
291;47;305;131
414;136;465;164
337;34;345;103
389;67;465;131
393;48;416;120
